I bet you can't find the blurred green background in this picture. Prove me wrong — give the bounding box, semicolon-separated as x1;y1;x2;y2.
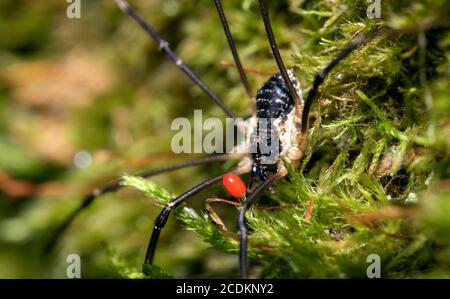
0;0;449;278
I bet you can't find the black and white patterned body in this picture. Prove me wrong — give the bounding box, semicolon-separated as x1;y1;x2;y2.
241;69;305;183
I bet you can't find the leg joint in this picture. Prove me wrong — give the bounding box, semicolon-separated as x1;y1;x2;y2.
155;205;173;228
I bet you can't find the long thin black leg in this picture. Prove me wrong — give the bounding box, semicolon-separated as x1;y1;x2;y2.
214;0;253;99
114;0;236;119
45;154;231;252
301;34;367;133
144;175;223;266
238;174;277;278
258;0;302;108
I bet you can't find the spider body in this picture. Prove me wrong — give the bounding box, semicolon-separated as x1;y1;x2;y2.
247;69;304;182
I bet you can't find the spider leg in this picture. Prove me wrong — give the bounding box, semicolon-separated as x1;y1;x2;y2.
45;154;232;253
144;175;223;266
214;0;253;99
238;174;278;278
301;33;368;133
144;160;252;267
113;0;236;119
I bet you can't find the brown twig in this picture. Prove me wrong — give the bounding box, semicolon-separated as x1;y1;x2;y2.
220;60;270;76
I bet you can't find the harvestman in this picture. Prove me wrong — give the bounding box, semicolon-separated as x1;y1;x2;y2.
48;0;368;278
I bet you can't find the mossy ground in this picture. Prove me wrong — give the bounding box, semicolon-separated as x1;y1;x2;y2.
0;0;448;278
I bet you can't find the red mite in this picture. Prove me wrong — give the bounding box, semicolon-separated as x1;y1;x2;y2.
223;173;247;198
